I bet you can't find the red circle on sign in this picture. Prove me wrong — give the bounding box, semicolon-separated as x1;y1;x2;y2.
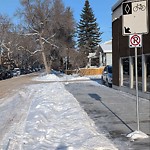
130;34;141;46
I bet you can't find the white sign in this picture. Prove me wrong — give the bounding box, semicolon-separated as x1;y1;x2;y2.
129;34;142;48
122;0;148;36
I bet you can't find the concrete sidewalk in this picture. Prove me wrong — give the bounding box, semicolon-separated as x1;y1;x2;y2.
65;79;150;150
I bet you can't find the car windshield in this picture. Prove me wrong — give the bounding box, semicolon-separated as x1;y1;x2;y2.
108;66;112;73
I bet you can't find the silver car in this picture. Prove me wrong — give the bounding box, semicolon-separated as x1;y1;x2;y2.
101;65;112;87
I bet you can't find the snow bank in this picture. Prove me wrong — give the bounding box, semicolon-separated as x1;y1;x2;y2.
22;81;117;150
33;73;101;87
33;73;90;82
127;130;149;141
33;74;60;81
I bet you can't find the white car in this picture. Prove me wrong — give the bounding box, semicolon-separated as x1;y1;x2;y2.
101;65;112;87
13;68;21;76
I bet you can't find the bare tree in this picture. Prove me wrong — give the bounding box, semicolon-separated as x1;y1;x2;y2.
14;0;76;73
16;0;56;73
0;14;15;69
51;2;76;71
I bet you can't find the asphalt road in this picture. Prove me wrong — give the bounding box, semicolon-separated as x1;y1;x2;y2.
65;78;150;150
0;73;39;99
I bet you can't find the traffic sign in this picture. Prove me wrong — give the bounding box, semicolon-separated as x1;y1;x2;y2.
129;34;142;48
122;0;148;36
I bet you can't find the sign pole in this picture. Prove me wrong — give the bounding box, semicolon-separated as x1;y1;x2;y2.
127;44;148;140
135;47;140;131
123;1;149;140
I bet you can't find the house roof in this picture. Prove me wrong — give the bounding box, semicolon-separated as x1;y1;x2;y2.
100;40;112;53
112;0;125;11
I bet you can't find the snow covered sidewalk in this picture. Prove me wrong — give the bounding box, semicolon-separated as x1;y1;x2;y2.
2;74;118;150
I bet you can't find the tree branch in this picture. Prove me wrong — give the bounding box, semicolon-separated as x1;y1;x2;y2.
18;46;42;55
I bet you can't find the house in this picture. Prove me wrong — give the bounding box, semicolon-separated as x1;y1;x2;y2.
87;52;99;68
87;40;112;67
99;40;112;66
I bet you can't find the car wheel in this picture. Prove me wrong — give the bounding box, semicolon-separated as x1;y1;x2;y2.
108;83;112;87
106;79;112;87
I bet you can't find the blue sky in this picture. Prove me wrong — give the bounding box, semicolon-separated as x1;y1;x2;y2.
63;0;117;43
0;0;117;43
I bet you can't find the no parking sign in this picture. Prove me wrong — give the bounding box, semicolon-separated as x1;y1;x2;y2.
129;34;142;48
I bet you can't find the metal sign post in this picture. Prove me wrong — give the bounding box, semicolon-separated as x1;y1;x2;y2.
129;34;142;131
134;46;140;131
127;34;148;140
122;0;149;140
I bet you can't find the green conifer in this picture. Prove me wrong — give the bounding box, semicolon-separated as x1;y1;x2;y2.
77;0;102;56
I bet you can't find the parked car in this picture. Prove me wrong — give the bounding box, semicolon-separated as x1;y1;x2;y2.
0;69;6;80
12;68;21;76
101;65;112;87
6;70;13;78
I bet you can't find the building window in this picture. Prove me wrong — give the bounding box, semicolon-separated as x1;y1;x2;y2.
147;55;150;92
91;58;99;67
121;55;150;93
122;57;130;87
133;56;142;91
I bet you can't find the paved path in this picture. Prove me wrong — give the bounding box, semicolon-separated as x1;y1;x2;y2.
65;79;150;150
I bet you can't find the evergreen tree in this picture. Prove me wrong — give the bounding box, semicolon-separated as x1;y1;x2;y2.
77;0;102;56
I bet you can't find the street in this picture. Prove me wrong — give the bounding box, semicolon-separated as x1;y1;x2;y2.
0;73;38;99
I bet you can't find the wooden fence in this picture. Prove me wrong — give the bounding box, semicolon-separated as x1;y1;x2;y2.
79;67;105;76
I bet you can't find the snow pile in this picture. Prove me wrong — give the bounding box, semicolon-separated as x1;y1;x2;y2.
33;73;91;82
33;73;101;85
127;130;149;141
60;74;101;81
65;75;90;81
33;74;60;81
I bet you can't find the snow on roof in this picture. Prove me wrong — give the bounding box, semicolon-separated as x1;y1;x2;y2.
112;0;125;11
100;40;112;53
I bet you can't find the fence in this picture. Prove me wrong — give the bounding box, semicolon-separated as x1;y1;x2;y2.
79;67;105;76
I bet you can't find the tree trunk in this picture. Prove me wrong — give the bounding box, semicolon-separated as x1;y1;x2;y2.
0;54;2;66
49;59;52;72
39;35;50;74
